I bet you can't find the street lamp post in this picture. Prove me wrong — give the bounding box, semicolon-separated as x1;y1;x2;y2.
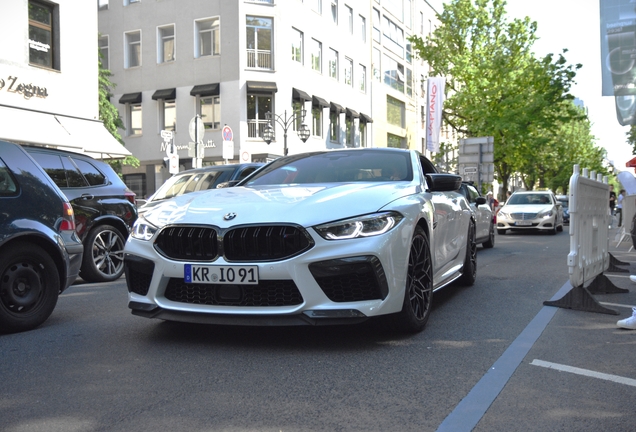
262;109;311;156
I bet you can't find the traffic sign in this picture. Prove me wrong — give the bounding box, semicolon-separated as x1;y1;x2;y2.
169;153;179;174
161;130;173;141
223;140;234;160
222;125;233;142
240;149;252;163
189;116;205;142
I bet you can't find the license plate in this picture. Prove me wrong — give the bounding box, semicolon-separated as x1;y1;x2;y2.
184;264;259;285
515;221;532;226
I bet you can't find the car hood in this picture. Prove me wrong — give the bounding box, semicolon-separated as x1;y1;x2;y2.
499;204;554;214
142;182;418;228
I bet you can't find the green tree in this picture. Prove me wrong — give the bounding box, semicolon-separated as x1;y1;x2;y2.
409;0;583;195
98;50;139;171
627;125;636;155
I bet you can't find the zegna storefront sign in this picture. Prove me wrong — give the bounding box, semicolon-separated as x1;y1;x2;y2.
0;75;49;100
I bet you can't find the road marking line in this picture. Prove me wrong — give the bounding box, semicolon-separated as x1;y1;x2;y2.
435;281;572;432
531;359;636;387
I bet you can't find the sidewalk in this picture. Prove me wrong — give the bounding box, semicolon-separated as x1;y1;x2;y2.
471;224;636;431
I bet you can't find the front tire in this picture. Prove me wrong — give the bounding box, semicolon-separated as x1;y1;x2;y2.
482;223;495;249
459;221;477;286
80;225;126;282
388;226;433;333
497;228;506;235
0;244;60;333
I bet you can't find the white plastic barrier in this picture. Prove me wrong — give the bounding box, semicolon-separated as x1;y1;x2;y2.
616;194;636;247
567;165;610;288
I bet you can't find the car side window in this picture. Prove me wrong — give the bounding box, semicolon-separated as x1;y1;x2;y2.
467;185;479;203
0;160;18;196
62;157;87;187
237;167;258;181
72;158;106;186
29;152;69;188
418;156;437;175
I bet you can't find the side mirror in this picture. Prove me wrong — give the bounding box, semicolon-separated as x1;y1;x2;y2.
425;173;462;192
475;196;487;205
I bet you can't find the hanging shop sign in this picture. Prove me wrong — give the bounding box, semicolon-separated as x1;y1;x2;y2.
0;75;49;100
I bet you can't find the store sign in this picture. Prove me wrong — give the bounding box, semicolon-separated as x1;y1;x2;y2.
0;75;49;100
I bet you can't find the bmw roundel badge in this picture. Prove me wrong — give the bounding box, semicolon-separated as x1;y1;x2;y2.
223;212;237;221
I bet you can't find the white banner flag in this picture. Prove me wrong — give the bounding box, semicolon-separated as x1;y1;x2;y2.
426;77;446;153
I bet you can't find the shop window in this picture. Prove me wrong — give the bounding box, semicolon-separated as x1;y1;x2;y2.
199;96;221;130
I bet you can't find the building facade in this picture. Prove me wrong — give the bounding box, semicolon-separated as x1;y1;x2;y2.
0;0;130;159
98;0;440;197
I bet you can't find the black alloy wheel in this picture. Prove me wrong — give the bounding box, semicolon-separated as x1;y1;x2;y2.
483;222;495;248
389;225;433;333
0;244;60;333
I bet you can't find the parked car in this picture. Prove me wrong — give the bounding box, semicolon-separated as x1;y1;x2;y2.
22;145;137;282
459;182;495;248
137;163;264;215
556;194;570;224
124;148;477;333
497;190;564;235
0;141;84;333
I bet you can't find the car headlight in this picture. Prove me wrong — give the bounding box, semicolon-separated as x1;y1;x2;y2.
538;210;554;218
498;211;510;219
131;218;159;241
314;211;404;240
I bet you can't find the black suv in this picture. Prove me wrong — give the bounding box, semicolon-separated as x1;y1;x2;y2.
23;145;137;282
0;141;84;333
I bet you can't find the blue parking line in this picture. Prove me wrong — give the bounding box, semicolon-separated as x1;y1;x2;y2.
436;281;572;432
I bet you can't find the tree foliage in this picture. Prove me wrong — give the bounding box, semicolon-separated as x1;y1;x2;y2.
409;0;604;193
98;50;139;171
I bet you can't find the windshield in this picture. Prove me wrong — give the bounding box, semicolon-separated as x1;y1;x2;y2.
151;169;233;201
243;150;413;186
508;193;552;205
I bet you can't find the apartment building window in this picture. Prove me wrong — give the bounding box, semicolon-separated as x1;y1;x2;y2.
200;96;220;130
158;25;175;63
406;42;412;64
98;0;108;11
246;16;273;70
120;93;142;136
246;81;275;138
291;28;303;64
312;96;327;137
311;38;322;72
153;88;176;132
384;0;403;22
383;54;405;93
405;0;412;29
346;5;353;34
387;133;405;148
328;48;338;80
192;83;221;130
329;103;343;143
406;68;412;96
372;48;381;81
124;30;141;68
382;16;404;57
359;64;366;92
420;12;424;35
360;15;366;42
372;9;380;43
195;18;220;58
387;96;405;128
29;1;58;70
98;35;109;69
343;57;353;87
331;0;338;24
311;0;321;14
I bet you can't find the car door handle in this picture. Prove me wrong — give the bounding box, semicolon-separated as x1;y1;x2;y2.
80;193;94;200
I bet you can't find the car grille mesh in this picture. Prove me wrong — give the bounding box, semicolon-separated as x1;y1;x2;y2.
164;278;303;306
155;224;312;262
224;225;312;261
155;226;218;260
510;213;538;220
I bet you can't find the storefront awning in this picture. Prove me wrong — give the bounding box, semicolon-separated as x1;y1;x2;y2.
360;113;373;123
292;88;311;101
119;92;142;104
0;106;131;159
330;102;345;113
312;96;329;107
246;81;278;92
152;88;176;100
346;108;359;118
190;83;220;97
627;156;636;168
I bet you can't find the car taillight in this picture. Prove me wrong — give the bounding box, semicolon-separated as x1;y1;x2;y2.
59;202;76;231
125;190;136;205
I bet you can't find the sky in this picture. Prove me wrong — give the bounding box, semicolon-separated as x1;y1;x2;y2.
430;0;634;172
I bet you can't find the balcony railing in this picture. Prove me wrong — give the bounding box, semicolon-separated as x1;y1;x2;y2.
247;119;272;139
247;49;272;69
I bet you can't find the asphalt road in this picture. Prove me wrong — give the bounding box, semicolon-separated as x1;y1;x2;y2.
2;227;635;431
